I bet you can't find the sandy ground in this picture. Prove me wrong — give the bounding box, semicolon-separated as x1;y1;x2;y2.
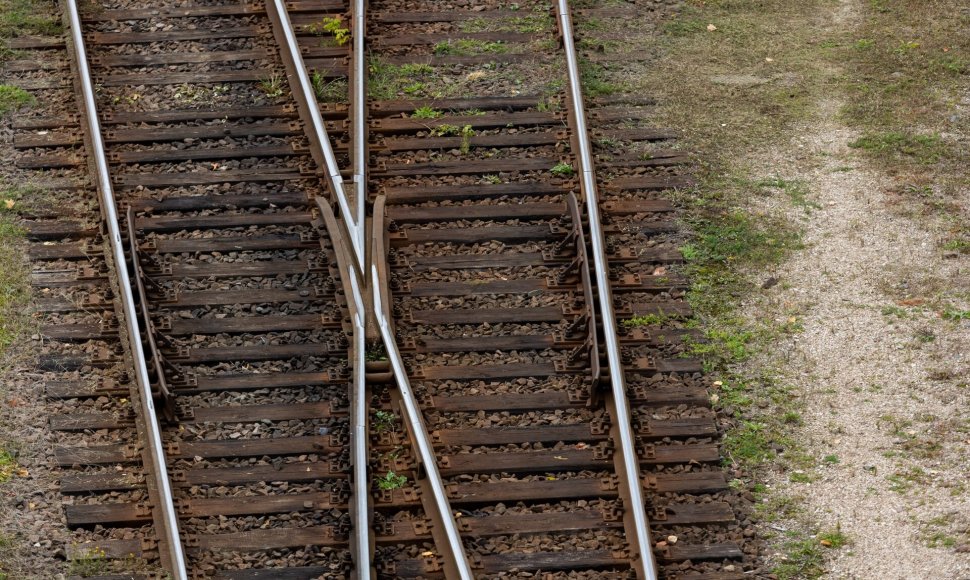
744;19;970;578
751;104;970;579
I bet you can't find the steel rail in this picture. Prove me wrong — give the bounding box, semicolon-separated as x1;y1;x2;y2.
266;1;374;575
372;265;476;580
268;0;365;271
347;267;372;580
351;0;368;271
555;0;659;578
64;1;188;578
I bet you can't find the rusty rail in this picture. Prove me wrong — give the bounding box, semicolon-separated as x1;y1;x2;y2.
556;0;659;577
64;0;188;577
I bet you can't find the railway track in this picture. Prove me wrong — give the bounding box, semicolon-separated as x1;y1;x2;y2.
3;0;755;577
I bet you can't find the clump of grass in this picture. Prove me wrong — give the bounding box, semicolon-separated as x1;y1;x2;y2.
311;73;346;103
723;420;774;466
773;526;849;579
67;546;108;576
428;124;475;153
550;162;574;177
621;313;668;327
0;448;17;482
372;410;398;432
430;124;459;137
0;85;32;115
257;73;285;98
412;106;442;119
458;124;474;154
377;471;407;490
848;132;948;165
818;526;850;548
365;342;387;362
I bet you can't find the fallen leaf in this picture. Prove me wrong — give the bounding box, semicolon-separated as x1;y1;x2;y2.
707;23;717;31
667;535;678;544
713;380;723;387
15;468;29;478
710;393;720;405
4;199;14;209
820;539;832;547
765;57;774;62
554;455;567;460
897;298;924;306
652;266;667;276
421;551;434;557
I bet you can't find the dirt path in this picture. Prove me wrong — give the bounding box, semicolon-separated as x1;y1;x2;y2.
748;2;970;577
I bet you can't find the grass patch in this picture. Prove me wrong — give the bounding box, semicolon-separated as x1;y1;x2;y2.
578;57;618;98
377;470;407;491
368;59;435;100
550;162;574;177
372;410;397;432
311;74;346;103
621;313;668;327
0;85;32;115
459;13;552;34
0;448;17;483
257;73;285;99
773;526;849;579
0;0;62;39
434;39;508;56
67;546;109;577
412;106;442;119
848;131;948;165
0;208;28;351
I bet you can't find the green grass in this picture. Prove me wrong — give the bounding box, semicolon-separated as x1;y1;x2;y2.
621;313;668;327
755;177;820;211
459;13;552;34
372;410;397;432
0;449;16;483
550;162;574;177
773;526;849;579
723;421;774;466
0;85;32;115
377;470;408;491
433;39;507;56
0;0;62;39
311;73;346;103
0;214;28;351
578;57;618;98
848;132;948;165
368;59;435;100
67;546;109;577
773;534;826;579
412;106;442;119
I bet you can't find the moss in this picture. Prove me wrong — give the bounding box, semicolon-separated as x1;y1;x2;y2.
0;85;32;115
